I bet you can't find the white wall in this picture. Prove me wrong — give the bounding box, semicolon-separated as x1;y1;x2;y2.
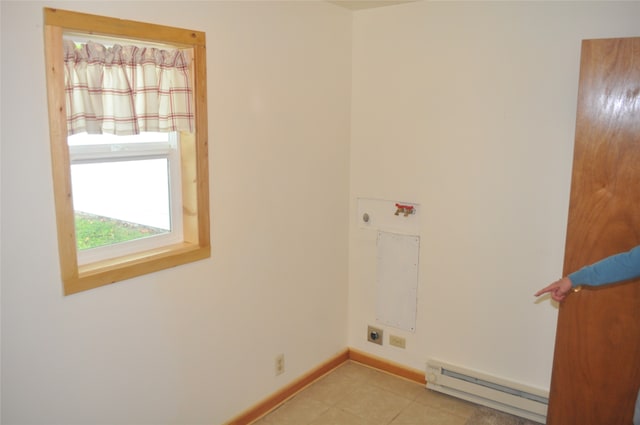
3;1;640;424
348;0;640;391
0;1;351;424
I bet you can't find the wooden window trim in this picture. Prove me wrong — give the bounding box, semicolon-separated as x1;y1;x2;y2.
44;8;210;295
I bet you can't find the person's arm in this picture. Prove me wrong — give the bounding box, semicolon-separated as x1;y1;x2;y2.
535;245;640;302
568;245;640;287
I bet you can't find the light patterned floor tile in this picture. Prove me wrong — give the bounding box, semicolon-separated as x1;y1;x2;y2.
259;393;330;425
414;388;478;417
363;369;426;400
297;368;364;406
390;400;471;425
251;360;532;425
334;383;413;425
308;407;372;425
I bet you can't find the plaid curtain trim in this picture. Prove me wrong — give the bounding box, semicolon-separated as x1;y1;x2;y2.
64;40;194;136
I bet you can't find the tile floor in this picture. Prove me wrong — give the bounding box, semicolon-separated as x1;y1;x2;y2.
251;361;541;425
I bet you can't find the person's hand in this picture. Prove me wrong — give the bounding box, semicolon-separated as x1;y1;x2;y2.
534;277;573;302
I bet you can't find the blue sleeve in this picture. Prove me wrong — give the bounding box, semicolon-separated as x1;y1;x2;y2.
568;245;640;287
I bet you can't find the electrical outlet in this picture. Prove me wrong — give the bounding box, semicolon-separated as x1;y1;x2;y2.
275;354;285;375
367;325;383;345
389;334;406;349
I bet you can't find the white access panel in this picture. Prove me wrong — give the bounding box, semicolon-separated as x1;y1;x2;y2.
376;231;420;332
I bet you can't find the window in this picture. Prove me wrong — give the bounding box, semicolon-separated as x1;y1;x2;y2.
44;8;210;295
69;132;183;263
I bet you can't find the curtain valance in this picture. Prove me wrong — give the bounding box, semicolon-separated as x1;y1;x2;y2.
63;40;194;136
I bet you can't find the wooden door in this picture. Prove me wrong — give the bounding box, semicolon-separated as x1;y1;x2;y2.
547;38;640;425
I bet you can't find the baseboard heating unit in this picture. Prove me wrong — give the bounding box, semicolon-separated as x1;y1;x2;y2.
426;359;548;424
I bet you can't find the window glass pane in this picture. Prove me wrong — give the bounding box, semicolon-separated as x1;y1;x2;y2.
71;158;171;250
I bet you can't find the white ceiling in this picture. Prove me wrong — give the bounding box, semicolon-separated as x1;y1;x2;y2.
327;1;415;11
